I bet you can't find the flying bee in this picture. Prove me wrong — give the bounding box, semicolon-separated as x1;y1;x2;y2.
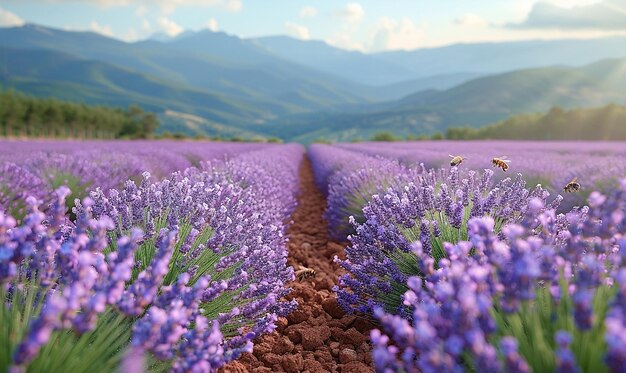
492;156;511;172
563;177;581;193
295;265;316;281
449;154;466;167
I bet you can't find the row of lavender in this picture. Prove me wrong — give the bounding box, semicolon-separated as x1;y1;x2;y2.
338;141;626;209
0;140;267;219
1;143;303;371
309;143;626;372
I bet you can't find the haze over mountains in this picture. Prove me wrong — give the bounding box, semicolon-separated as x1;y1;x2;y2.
1;23;626;142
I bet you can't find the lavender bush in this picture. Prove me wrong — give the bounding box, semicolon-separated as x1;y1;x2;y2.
1;144;303;372
371;180;626;372
0;140;268;219
319;141;626;371
334;165;557;316
338;141;626;211
308;144;408;240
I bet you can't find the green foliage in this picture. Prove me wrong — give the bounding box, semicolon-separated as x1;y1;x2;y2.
312;138;332;144
492;278;613;372
1;205;245;371
0;91;159;139
1;269;135;373
371;132;398;142
445;104;626;140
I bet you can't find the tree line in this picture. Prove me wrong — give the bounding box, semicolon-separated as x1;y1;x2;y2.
0;91;158;139
445;104;626;140
366;104;626;142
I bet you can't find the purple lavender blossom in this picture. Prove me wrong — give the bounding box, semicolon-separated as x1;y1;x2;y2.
3;143;304;371
367;177;626;373
334;161;554;315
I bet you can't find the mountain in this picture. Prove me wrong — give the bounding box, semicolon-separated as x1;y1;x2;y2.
0;24;376;113
251;35;626;97
0;47;271;137
261;58;626;142
373;72;484;101
3;24;626;142
374;37;626;78
158;110;263;139
252;35;416;86
149;30;195;42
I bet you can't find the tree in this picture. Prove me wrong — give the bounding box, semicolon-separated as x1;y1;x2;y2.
371;132;397;142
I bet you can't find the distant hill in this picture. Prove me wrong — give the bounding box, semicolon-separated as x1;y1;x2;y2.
0;24;376;113
158;110;263;139
254;35;482;96
2;24;626;141
262;59;626;142
252;36;415;86
374;37;626;78
0;47;271;137
253;35;626;87
446;104;626;141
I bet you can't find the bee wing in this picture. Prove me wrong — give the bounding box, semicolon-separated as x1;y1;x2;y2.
297;265;307;271
449;154;455;158
571;177;578;183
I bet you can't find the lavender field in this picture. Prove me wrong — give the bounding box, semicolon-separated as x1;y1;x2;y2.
1;140;303;371
1;139;626;372
309;141;626;372
4;1;626;371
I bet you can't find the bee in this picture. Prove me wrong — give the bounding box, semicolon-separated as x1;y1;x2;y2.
449;154;466;167
492;156;511;172
295;265;316;281
563;177;581;193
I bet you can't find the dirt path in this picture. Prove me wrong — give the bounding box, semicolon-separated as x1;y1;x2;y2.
223;157;374;373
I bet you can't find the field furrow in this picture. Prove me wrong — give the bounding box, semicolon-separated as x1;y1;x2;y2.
224;157;375;373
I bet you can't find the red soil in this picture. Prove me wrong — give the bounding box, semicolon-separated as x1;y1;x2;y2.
222;158;375;373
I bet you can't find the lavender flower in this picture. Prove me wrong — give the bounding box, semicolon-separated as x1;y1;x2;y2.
368;177;626;373
334;163;554;315
2;143;304;372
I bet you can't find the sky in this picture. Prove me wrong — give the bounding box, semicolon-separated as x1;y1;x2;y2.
1;0;626;52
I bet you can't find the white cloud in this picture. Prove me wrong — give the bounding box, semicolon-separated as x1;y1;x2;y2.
337;2;364;23
548;0;607;8
454;13;489;27
89;20;114;37
510;0;626;30
370;17;425;52
157;16;183;36
326;32;364;51
299;5;318;18
135;5;147;17
285;22;310;40
206;18;218;31
0;7;25;27
142;19;151;30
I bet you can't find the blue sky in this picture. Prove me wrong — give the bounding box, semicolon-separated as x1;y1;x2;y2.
1;0;626;52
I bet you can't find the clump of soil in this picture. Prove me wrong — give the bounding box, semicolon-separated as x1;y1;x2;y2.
222;158;375;373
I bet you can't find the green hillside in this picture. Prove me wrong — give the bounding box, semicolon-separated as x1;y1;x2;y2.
0;47;270;137
2;24;626;142
446;104;626;140
0;25;375;112
266;60;626;142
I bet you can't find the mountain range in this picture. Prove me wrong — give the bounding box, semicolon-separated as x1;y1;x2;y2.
1;23;626;142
